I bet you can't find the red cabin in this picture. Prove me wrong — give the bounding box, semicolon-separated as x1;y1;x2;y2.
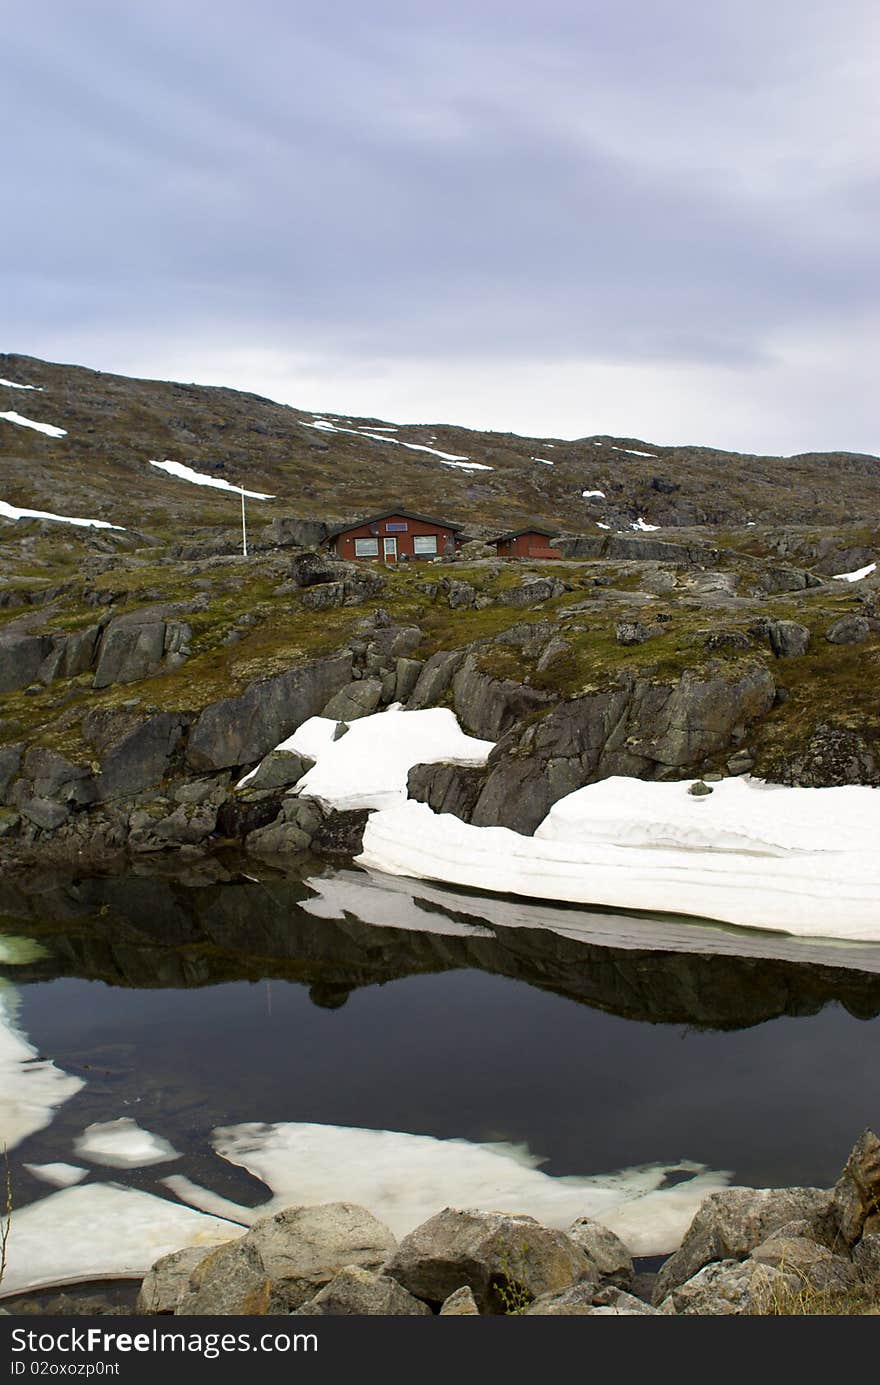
323;508;464;563
489;525;562;560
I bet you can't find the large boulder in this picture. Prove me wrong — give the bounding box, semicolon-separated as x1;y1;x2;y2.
384;1207;594;1313
826;615;870;645
92;615;190;689
175;1237;274;1316
89;712;190;801
0;633;52;693
762;619;811;659
566;1217;633;1287
750;1235;860;1294
186;654;352;771
137;1246;217;1314
320;679;383;722
652;1187;834;1303
239;750;313;793
292;1266;430;1316
408;650;466;709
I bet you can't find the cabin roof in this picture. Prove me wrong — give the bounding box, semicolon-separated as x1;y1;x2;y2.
488;524;560;544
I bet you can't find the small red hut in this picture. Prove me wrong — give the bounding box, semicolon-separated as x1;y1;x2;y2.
323;508;464;563
488;525;562;559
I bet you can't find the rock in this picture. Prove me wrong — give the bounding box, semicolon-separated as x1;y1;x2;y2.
833;1129;880;1244
853;1233;880;1280
320;679;384;722
408;650;466;709
759;619;811;659
558;535;716;565
0;743;23;799
394;657;423;702
652;1187;834;1303
301;582;345;611
524;1281;597;1315
18;796;70;831
384;1207;594;1314
566;1217;633;1286
688;780;713;796
726;749;755;775
38;624;103;683
535;637;570;673
750;1236;860;1294
590;1285;660;1314
292;1266;430;1316
245;821;312;855
175;1237;273;1316
497;578;566;608
407;762;487;820
452;655;552;740
242;1203;396;1311
91;713;189;800
92;618;168;688
309;809;370;857
187;654;352;771
439;1286;480;1315
826;615;870;645
23;747;95;804
446;580;476;609
150;803;218;846
615;621;652;646
755;566;819;595
363;625;422;675
0;808;20;837
773;724;879;788
0;633;53;694
137;1246;216;1314
659;1259;801;1315
240;750;313;792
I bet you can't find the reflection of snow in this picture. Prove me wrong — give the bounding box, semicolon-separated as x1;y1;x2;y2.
0;1184;240;1298
0;983;83;1152
359;776;880;941
162;1122;731;1255
74;1118;180;1169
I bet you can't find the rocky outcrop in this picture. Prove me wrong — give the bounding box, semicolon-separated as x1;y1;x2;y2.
451;654;553;740
557;535;717;564
92;612;191;688
415;659;776;834
770;724;880;788
186;654;352;771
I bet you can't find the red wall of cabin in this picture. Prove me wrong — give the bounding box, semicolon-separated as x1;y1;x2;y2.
495;532;561;559
330;514;457;561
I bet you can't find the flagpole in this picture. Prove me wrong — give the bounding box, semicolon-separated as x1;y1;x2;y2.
241;486;248;558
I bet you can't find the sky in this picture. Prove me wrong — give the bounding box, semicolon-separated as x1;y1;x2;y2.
4;0;878;455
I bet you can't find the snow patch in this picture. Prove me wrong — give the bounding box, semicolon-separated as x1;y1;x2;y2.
0;411;66;438
301;418;491;468
832;562;877;583
74;1118;180;1169
172;1120;733;1254
632;517;660;531
597;522;611;529
611;446;658;458
149;459;273;500
532;457;555;466
0;1184;241;1298
242;707;493;811
0;500;123;530
358;777;880;941
23;1163;88;1189
582;489;605;498
0;378;41;391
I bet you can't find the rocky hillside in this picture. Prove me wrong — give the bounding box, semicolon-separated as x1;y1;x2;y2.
1;352;878;866
3;351;880;536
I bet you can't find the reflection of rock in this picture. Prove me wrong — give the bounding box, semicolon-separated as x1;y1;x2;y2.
3;866;880;1032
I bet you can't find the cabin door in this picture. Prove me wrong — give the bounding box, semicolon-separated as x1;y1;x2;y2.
383;537;398;562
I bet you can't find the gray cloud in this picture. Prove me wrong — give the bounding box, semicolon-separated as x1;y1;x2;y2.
4;0;878;451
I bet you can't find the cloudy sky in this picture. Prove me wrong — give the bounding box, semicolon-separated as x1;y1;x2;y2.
5;1;878;454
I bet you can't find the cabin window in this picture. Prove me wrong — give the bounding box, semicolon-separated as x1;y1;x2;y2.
413;534;438;555
354;537;379;557
385;522;408;532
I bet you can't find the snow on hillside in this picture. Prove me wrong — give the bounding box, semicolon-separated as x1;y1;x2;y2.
148;459;274;499
0;378;41;390
582;488;605;498
304;417;492;470
833;562;877;582
632;517;659;531
0;410;66;438
0;500;123;529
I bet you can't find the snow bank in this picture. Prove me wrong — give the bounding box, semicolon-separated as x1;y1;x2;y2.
0;500;123;530
582;489;605;498
0;410;66;437
358;776;880;941
74;1118;180;1169
303;417;491;468
611;446;658;458
832;562;877;583
632;517;660;531
244;707;494;811
533;456;554;465
0;1184;241;1298
0;984;84;1151
23;1163;87;1188
166;1121;732;1254
0;378;41;391
148;459;274;499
